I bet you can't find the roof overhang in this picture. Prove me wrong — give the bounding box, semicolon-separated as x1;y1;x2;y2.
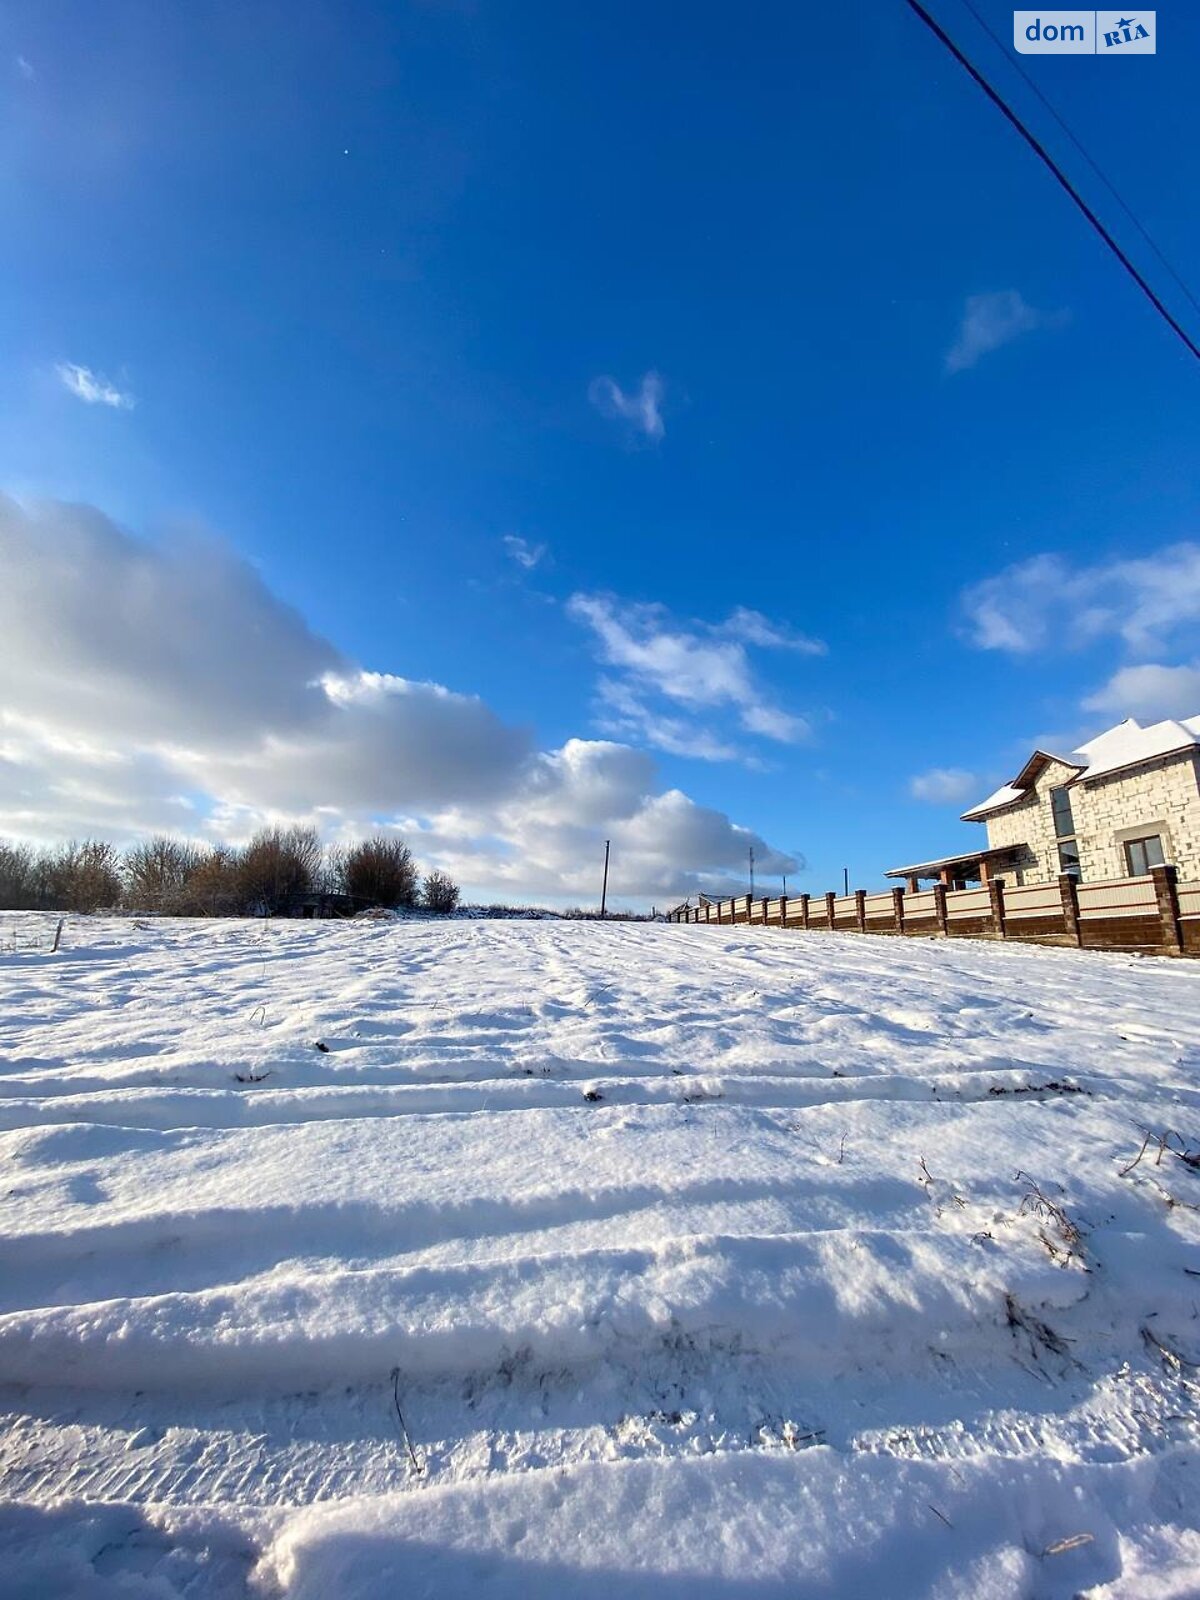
886;845;1025;880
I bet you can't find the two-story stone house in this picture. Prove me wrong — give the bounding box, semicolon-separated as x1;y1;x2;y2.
890;714;1200;890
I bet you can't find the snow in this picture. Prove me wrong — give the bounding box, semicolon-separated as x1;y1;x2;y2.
1071;716;1200;785
960;782;1029;821
2;913;1200;1597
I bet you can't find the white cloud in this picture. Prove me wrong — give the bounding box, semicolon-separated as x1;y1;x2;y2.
960;543;1200;657
588;371;665;441
1083;662;1200;722
0;495;798;902
908;767;979;804
945;291;1057;374
503;535;547;570
56;362;135;410
719;606;826;656
16;55;35;81
568;592;812;756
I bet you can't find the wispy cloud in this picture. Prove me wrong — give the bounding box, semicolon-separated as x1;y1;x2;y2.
588;370;665;441
960;543;1200;656
568;592;812;758
719;606;826;656
56;362;135;410
945;290;1060;374
594;679;741;763
909;767;978;804
503;535;547;571
16;55;35;81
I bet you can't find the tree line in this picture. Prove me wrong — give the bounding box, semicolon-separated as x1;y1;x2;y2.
0;828;460;916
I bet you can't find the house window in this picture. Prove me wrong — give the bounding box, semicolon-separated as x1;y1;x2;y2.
1057;840;1082;880
1050;787;1076;839
1124;835;1165;876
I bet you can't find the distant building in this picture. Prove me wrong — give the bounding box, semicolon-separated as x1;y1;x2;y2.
888;715;1200;891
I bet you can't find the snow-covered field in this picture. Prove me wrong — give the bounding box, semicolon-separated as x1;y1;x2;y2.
2;914;1199;1598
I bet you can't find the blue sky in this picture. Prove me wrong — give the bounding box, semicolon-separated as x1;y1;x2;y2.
2;0;1199;904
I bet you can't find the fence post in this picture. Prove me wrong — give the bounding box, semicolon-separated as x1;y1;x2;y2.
744;893;752;924
824;891;836;930
800;892;811;929
933;883;948;936
988;878;1007;940
892;886;905;935
1059;873;1082;946
779;894;788;928
1151;863;1184;954
854;888;867;932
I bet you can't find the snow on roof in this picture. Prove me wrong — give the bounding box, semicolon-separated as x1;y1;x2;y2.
960;783;1026;821
1070;715;1200;782
961;714;1200;820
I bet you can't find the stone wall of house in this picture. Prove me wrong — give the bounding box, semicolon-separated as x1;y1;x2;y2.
982;751;1200;884
983;757;1081;883
1073;752;1200;881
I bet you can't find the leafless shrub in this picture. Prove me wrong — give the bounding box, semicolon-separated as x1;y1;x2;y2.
422;868;460;915
176;845;245;916
0;842;40;909
238;826;321;914
46;840;122;912
340;837;417;908
122;836;203;912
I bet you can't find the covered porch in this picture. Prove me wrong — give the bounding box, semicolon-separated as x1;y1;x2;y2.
885;845;1026;894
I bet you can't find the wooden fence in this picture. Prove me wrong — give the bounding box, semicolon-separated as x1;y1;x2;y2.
668;864;1197;958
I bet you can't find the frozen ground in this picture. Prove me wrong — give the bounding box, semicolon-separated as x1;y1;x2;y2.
1;913;1199;1597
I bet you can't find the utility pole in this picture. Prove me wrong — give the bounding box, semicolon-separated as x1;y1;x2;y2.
782;874;788;897
843;866;849;896
600;839;610;918
749;846;755;898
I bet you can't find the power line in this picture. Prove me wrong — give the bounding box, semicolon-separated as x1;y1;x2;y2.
902;0;1200;366
956;0;1200;321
